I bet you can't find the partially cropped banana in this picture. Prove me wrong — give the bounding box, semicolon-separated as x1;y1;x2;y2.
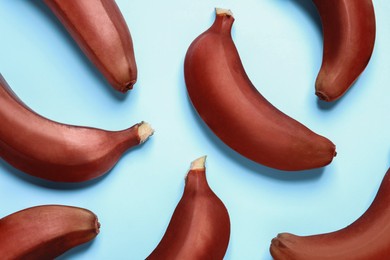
312;0;376;101
147;156;231;260
0;205;99;259
184;8;336;171
44;0;138;92
271;167;390;260
0;74;153;182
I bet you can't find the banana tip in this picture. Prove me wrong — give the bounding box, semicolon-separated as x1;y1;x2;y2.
315;91;332;102
138;122;154;143
119;80;136;93
95;218;101;234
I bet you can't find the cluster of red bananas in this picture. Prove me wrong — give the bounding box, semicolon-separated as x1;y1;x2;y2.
1;0;383;259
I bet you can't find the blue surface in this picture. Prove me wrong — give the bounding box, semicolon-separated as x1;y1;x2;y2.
0;0;389;259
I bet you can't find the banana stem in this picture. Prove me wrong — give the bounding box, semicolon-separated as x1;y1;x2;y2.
215;8;234;17
138;122;154;143
190;156;207;170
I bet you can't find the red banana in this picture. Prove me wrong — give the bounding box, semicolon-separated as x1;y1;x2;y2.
271;167;390;260
0;205;99;259
147;156;230;260
184;8;336;171
313;0;376;101
44;0;137;93
0;74;153;182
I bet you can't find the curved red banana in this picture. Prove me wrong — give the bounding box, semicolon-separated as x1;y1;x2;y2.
0;74;153;182
147;156;230;260
271;167;390;260
184;8;336;171
0;205;99;259
313;0;376;101
44;0;137;93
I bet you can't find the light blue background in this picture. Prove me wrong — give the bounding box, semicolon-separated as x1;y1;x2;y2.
0;0;389;259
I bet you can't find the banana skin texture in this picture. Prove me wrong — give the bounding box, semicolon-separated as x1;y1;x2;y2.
44;0;137;93
184;8;336;171
0;74;153;182
271;167;390;260
147;156;230;260
313;0;376;101
0;205;99;259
